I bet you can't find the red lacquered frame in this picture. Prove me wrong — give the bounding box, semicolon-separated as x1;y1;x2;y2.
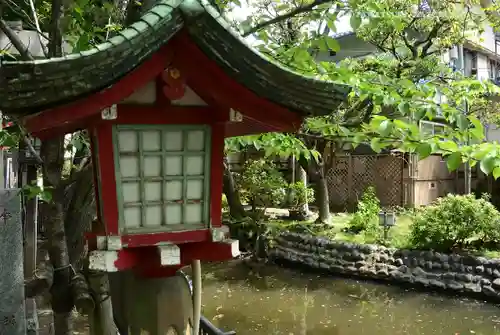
90;105;226;246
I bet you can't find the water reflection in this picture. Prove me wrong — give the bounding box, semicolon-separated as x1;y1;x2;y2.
201;260;500;335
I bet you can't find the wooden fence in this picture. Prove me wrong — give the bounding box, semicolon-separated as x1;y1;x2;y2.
325;154;405;211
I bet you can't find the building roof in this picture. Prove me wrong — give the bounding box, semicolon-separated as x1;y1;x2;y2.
0;0;348;118
330;31;355;39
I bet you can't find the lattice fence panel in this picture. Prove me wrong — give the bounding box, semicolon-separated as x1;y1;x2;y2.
326;156;349;210
352;156;376;203
326;154;404;211
373;155;403;207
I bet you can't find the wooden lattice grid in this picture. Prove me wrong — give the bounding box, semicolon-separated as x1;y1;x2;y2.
326;154;403;210
326;156;349;210
372;155;403;206
351;155;376;203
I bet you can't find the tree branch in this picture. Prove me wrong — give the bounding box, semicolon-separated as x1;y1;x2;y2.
414;22;445;57
58;159;92;192
23;136;43;165
48;0;64;57
242;0;337;37
0;19;34;60
28;0;48;57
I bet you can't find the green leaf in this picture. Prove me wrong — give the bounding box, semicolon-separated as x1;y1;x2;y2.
480;155;497;175
493;167;500;180
393;119;410;129
324;36;340;52
377;120;392;137
470;128;484;141
397;102;410;115
40;190;53;203
311;150;320;162
446;152;462;171
350;15;362;30
253;140;261;150
327;19;337;32
370;138;382;153
456;113;469;131
293;48;311;63
468;115;485;140
413;109;426;121
416;143;432;159
257;30;269;44
438;141;458;153
469;115;483;130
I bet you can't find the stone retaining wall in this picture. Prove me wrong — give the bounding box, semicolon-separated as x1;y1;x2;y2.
267;232;500;301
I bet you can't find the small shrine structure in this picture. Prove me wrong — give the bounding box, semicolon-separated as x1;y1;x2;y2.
0;0;346;333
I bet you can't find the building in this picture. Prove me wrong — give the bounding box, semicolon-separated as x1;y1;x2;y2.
312;17;500;207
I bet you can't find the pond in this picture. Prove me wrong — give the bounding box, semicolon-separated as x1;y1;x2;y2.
201;260;500;335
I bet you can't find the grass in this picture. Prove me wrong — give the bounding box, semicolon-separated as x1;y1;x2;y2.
266;212;414;249
267;213;500;258
330;213;413;249
226;206;500;258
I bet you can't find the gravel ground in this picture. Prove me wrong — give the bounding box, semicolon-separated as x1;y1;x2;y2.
37;309;89;335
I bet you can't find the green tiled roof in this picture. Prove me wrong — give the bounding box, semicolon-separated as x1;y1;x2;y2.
0;0;347;117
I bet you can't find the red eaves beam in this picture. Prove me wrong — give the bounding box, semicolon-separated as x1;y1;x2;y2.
170;30;304;133
24;45;173;138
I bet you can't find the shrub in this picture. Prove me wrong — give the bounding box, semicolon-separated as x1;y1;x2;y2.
285;181;315;210
409;194;500;251
346;186;381;234
238;159;287;212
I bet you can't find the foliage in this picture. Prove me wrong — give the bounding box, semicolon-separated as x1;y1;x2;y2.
226;216;269;251
285;181;315;210
225;133;319;161
64;0;124;52
1;0;123;53
221;0;500;178
23;183;53;203
346;186;381;234
409;194;500;251
222;193;229;211
238;159;288;213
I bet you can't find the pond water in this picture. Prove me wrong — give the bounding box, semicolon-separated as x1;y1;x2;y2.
201;260;500;335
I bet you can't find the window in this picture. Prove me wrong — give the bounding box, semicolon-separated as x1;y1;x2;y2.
113;125;211;233
464;49;477;77
419;120;446;138
489;59;496;80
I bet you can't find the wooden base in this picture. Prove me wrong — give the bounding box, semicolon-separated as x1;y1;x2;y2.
109;272;193;335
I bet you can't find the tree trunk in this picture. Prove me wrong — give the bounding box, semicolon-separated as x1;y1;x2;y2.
63;160;119;335
299;153;330;224
223;157;246;219
311;160;330;224
44;0;74;330
64;163;94;269
296;164;312;220
40;137;74;335
88;274;117;335
48;0;64;58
